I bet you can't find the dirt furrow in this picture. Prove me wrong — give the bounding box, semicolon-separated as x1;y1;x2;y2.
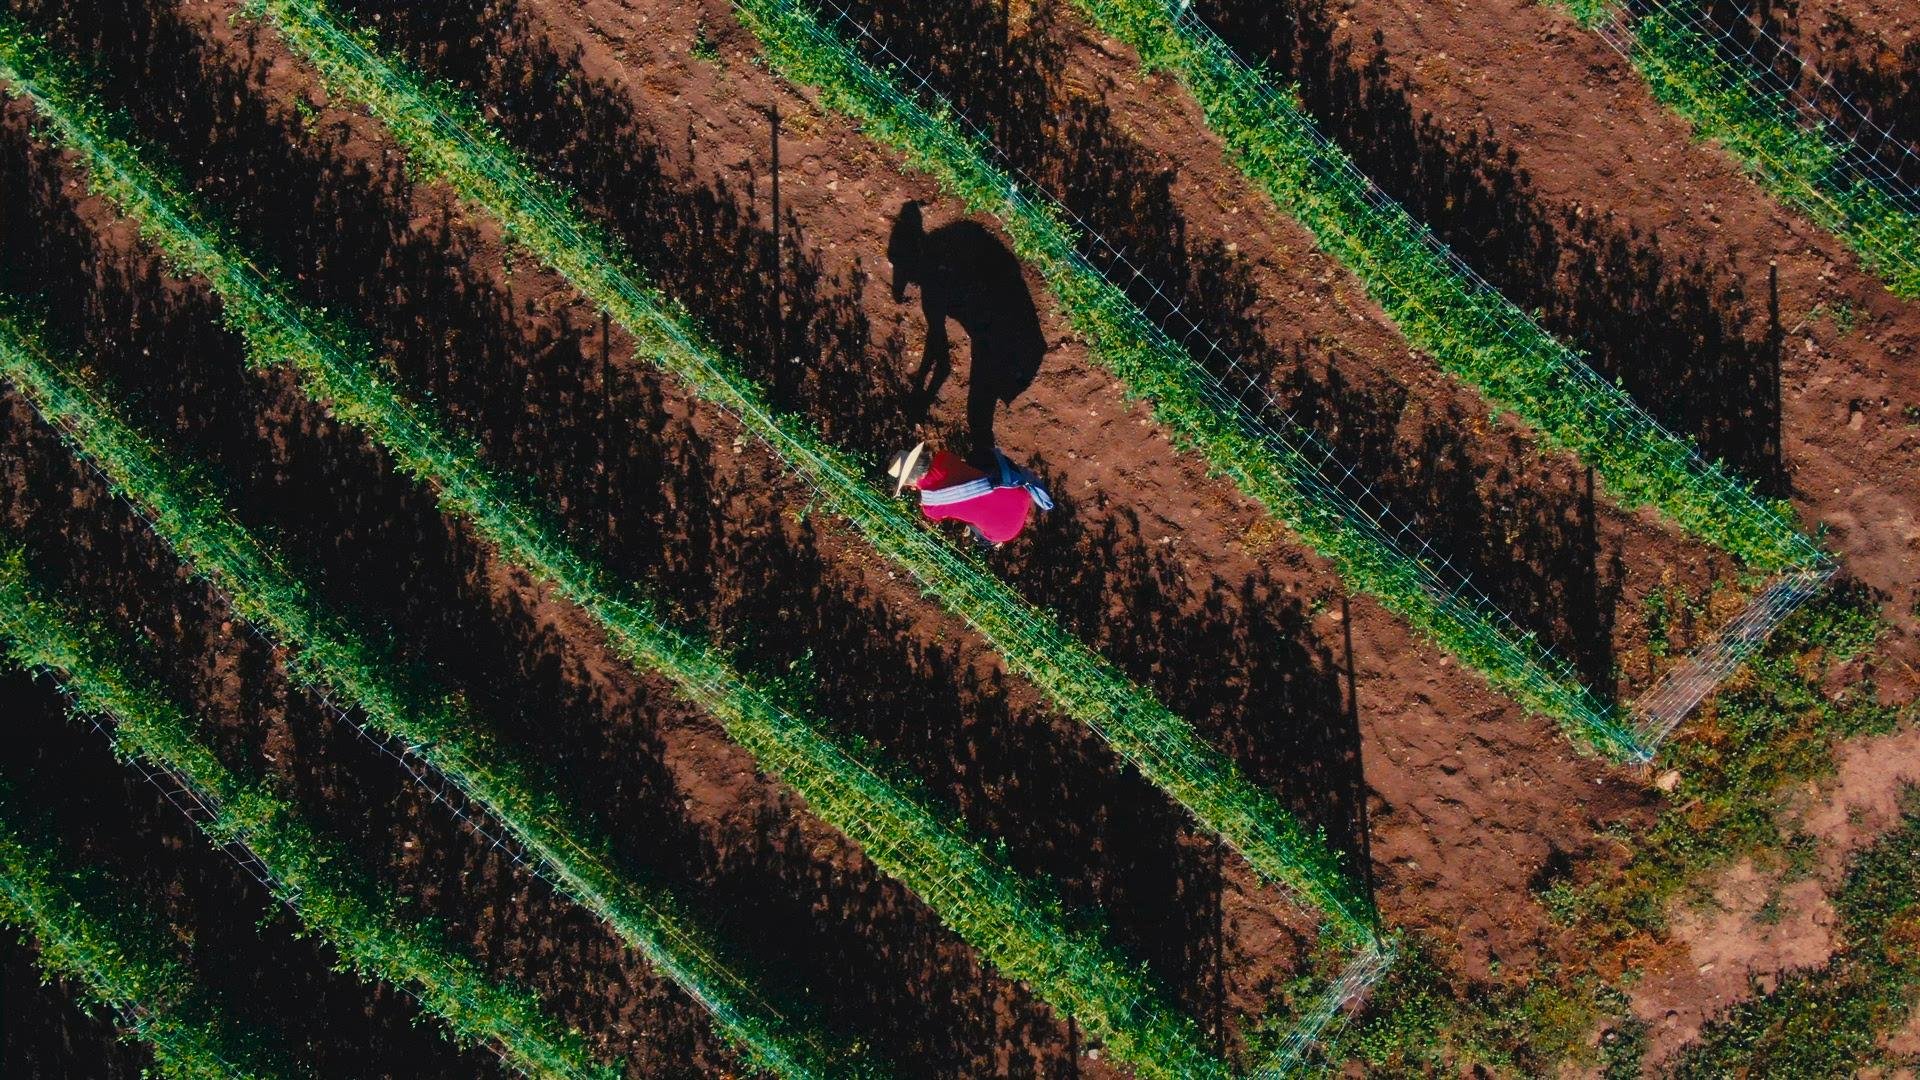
831;0;1731;699
1191;0;1920;1057
254;0;1654;988
0;663;501;1078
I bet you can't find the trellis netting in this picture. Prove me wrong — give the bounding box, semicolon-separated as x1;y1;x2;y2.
741;0;1834;759
1061;0;1841;759
1557;0;1920;298
0;544;619;1080
1152;0;1843;757
740;0;1647;759
0;20;1267;1074
243;0;1382;939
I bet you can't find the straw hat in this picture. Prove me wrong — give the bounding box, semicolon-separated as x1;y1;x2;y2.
887;442;928;495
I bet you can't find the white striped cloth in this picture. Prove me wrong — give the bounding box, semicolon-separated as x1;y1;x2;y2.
917;450;1054;511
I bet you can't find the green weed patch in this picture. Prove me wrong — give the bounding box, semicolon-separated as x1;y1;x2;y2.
1671;786;1920;1075
1314;585;1907;1074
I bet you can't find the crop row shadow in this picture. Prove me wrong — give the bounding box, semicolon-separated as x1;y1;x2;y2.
0;0;1367;1067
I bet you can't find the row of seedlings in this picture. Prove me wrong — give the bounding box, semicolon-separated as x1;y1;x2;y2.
0;538;620;1080
0;20;1322;1076
0;24;861;1074
1062;0;1820;569
1552;0;1920;299
235;0;1384;941
0;778;285;1080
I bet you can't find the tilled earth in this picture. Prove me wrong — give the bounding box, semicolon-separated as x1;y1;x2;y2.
1;0;1915;1074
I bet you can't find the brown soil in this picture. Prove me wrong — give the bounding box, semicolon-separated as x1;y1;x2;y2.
0;0;1666;1068
0;668;503;1078
1798;723;1920;878
1887;1002;1920;1060
1634;861;1837;1061
1197;0;1920;1051
0;96;1074;1076
8;0;1896;1071
305;0;1671;989
0;341;753;1075
5;1;1278;1070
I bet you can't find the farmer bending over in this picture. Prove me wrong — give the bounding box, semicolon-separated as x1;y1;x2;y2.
887;441;1053;545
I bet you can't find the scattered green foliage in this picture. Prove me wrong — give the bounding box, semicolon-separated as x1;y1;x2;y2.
233;0;1378;940
0;24;1248;1076
0;780;288;1080
1302;945;1623;1075
1808;299;1860;336
1552;1;1920;299
1598;1011;1649;1079
1309;944;1449;1071
1753;888;1790;927
1319;584;1910;1073
290;94;319;132
1068;0;1821;574
1670;786;1920;1076
1640;576;1723;664
0;547;619;1080
1557;582;1893;953
691;18;724;64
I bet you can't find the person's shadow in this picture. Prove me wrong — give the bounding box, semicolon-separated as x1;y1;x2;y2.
887;201;1046;464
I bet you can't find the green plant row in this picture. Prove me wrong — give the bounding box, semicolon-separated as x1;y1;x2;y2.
0;778;283;1080
0;28;854;1077
1554;0;1920;299
0;546;620;1080
0;27;1256;1078
1068;0;1822;572
237;0;1378;934
0;265;1233;1080
728;0;1647;759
